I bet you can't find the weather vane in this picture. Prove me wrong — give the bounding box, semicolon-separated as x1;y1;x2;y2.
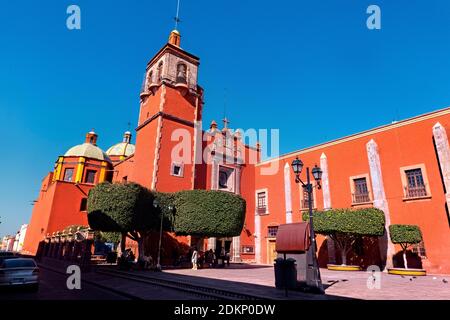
174;0;181;30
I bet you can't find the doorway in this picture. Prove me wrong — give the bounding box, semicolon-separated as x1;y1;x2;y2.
267;240;277;264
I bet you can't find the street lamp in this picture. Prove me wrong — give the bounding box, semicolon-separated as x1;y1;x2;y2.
291;157;324;294
153;199;175;272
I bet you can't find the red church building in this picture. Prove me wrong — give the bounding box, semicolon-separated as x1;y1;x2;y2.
23;29;450;274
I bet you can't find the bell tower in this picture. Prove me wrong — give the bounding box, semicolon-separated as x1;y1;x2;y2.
131;28;204;192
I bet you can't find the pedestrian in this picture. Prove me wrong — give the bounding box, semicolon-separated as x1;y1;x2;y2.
191;247;198;270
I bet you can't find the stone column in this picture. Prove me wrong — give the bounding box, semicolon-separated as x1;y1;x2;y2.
235;166;241;195
320;153;332;210
366;139;395;269
283;163;293;224
433;122;450;208
232;236;241;262
320;153;336;264
207;238;216;251
254;213;262;264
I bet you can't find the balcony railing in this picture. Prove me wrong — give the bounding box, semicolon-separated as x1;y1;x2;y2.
352;192;371;204
257;206;267;214
405;186;427;198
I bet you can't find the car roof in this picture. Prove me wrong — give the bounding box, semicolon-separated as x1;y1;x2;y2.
1;258;37;268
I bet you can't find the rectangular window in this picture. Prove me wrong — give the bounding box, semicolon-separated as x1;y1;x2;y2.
301;187;314;209
405;169;427;198
257;192;267;214
412;241;427;258
80;198;87;212
218;166;235;192
171;162;184;177
268;226;279;238
353;178;370;203
85;170;96;184
63;168;74;182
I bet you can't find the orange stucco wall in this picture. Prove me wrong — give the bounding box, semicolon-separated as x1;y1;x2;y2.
254;111;450;274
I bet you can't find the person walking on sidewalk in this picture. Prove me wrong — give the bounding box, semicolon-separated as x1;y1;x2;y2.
191;247;198;270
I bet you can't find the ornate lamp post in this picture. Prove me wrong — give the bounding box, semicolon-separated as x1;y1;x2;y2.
153;200;175;271
291;157;325;294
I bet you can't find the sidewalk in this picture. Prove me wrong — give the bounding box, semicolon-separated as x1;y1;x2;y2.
97;265;348;300
163;264;450;300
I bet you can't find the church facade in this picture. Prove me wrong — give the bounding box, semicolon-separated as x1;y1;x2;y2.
22;30;450;274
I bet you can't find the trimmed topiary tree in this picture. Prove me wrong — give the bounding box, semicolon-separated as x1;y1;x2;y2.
87;182;161;260
389;224;422;269
304;208;385;266
173;190;246;237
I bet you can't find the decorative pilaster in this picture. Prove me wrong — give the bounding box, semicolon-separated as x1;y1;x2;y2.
207;237;216;251
433;122;450;208
53;157;64;181
232;236;241;262
254;214;262;264
75;157;86;183
283;163;293;224
235;166;242;195
98;161;108;183
366;139;394;269
320;153;332;210
320;153;336;264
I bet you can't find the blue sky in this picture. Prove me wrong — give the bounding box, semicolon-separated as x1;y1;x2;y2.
1;0;450;236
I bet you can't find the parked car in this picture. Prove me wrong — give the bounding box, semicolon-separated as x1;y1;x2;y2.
0;258;39;291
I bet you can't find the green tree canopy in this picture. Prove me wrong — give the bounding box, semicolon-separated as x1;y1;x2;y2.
304;208;386;237
172;190;246;237
87;182;158;233
389;224;422;269
304;208;385;265
87;182;161;259
389;224;422;245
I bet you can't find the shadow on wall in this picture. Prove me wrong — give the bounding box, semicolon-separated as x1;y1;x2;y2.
392;250;423;269
318;237;383;270
144;231;190;266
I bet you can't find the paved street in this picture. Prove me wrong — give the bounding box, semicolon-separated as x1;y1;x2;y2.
0;267;129;300
0;265;208;300
1;262;448;300
165;264;450;300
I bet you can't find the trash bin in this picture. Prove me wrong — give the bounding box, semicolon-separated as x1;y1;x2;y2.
106;252;117;264
274;258;297;290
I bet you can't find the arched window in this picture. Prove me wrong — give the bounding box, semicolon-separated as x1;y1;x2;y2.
157;62;164;82
146;70;153;89
176;63;187;84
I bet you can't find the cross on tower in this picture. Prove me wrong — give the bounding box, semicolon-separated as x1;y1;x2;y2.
223;117;230;129
174;0;181;29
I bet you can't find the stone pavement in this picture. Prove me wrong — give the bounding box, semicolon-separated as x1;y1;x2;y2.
163;264;450;300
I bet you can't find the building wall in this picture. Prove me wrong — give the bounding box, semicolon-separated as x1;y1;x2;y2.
22;180;92;255
254;109;450;274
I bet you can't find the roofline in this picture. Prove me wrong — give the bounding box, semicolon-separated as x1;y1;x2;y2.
256;106;450;166
147;43;200;69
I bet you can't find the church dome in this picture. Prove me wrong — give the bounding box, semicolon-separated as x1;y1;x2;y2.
106;131;135;158
64;131;111;162
65;143;111;162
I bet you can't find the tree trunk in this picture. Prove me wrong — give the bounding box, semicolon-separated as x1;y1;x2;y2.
137;237;144;261
120;233;126;254
341;247;347;266
403;250;408;269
